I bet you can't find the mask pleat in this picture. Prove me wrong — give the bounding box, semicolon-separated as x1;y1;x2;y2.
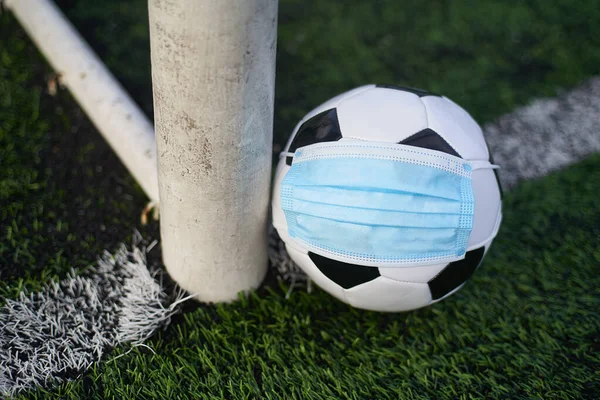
291;186;462;214
291;200;464;228
291;214;467;257
291;158;464;201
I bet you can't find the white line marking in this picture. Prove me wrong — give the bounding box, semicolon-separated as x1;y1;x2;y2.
484;76;600;190
0;235;186;397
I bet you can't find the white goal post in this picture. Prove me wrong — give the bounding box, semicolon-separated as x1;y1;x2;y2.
6;0;279;303
4;0;160;203
148;0;278;302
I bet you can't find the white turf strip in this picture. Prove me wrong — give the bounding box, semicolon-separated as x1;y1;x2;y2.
1;78;600;396
484;76;600;190
0;236;189;396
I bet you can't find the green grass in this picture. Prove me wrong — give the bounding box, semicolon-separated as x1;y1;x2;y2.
1;0;599;398
0;11;157;297
13;154;600;400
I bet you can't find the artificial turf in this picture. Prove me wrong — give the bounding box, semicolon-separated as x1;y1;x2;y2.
1;0;599;398
0;11;158;296
9;154;598;400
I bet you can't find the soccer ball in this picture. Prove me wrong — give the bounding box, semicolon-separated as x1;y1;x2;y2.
272;84;502;312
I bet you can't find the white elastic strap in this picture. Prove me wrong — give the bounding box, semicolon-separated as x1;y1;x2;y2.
279;151;295;159
467;207;503;252
470;160;500;171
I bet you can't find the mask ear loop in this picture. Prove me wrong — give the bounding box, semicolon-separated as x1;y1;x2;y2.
279;151;296;166
469;160;500;171
279;151;295;159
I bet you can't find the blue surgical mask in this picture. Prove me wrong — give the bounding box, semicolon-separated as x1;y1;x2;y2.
280;142;497;267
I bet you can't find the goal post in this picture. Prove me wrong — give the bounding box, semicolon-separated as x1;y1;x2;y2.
4;0;160;203
148;0;278;302
6;0;278;303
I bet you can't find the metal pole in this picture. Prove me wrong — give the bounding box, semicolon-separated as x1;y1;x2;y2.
148;0;278;302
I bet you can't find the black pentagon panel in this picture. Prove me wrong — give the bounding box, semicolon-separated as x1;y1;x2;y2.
286;108;343;166
309;252;380;289
399;128;461;158
376;84;440;98
428;247;485;300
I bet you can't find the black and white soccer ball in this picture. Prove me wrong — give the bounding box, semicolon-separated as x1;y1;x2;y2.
272;84;502;312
